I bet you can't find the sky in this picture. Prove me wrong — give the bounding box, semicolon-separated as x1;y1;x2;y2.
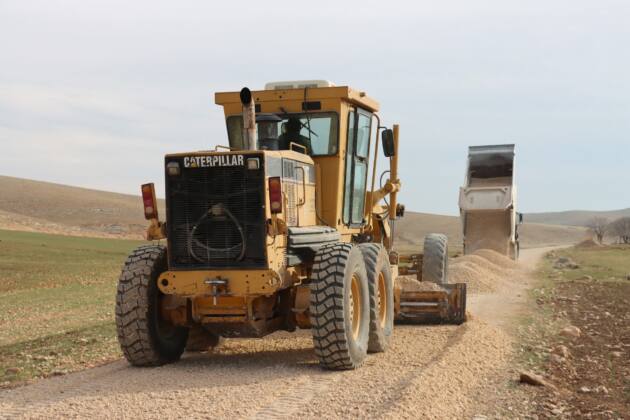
1;0;629;215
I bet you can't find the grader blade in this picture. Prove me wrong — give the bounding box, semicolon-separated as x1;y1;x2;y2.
396;283;467;325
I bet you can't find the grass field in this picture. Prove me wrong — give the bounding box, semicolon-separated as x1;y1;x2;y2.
0;229;143;386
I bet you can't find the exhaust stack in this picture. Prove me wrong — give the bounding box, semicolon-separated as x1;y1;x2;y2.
240;87;257;151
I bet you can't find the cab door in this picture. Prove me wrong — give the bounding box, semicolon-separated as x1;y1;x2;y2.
343;108;372;226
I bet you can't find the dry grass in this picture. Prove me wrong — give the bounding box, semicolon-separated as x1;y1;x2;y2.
0;175;164;238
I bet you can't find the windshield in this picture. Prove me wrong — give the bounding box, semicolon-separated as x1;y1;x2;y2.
226;112;338;156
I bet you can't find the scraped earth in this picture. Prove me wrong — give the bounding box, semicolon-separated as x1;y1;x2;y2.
0;249;549;419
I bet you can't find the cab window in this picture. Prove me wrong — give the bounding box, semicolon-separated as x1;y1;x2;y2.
226;112;338;156
343;109;372;225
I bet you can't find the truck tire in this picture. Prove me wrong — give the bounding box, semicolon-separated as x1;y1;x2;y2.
358;243;394;353
116;245;188;366
422;234;449;285
186;326;222;352
310;243;370;370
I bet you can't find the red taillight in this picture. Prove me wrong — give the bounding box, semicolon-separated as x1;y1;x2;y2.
141;183;158;220
268;177;282;213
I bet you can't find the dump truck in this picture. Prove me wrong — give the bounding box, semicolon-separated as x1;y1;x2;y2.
459;144;521;260
116;81;466;371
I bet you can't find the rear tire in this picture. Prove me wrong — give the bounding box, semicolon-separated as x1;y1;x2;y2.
310;243;370;370
422;234;449;285
359;243;394;353
115;245;188;366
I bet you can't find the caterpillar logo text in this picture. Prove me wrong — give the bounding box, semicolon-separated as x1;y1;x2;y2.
183;155;244;168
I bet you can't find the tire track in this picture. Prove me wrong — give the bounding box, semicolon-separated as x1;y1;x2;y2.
368;323;469;418
251;374;339;420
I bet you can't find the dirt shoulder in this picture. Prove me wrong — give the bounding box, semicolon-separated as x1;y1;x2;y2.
519;246;630;419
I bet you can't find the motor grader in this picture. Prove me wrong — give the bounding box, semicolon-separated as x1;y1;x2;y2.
115;81;466;370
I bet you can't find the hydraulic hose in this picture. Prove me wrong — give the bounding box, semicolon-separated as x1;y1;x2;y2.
188;204;246;263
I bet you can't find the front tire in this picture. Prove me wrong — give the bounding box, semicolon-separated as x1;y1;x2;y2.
422;234;449;285
359;243;394;353
310;243;370;370
115;245;188;366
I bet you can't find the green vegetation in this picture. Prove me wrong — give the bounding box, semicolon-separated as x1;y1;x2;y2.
549;245;630;282
515;257;563;370
0;229;143;386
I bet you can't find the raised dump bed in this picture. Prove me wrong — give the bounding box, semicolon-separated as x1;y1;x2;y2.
459;144;521;260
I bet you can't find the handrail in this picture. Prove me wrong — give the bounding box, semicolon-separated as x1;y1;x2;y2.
214;145;234;151
367;113;382;223
289;142;308;154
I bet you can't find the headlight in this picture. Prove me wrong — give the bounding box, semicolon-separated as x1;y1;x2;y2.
166;161;181;176
247;158;260;170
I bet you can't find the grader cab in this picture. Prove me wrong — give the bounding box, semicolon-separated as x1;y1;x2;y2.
116;81;466;370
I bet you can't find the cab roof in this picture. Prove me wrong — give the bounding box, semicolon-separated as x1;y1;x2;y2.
214;86;380;113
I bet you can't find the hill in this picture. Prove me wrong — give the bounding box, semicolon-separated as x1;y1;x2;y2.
0;175;160;238
395;211;588;253
525;208;630;227
0;175;588;247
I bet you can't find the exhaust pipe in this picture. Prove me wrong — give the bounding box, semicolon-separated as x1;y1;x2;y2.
240;87;257;151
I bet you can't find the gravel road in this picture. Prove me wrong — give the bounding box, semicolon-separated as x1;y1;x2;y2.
0;249;547;419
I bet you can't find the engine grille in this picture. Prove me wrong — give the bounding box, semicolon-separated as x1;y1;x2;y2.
165;155;266;269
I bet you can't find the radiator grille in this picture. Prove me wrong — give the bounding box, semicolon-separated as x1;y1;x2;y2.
165;156;266;269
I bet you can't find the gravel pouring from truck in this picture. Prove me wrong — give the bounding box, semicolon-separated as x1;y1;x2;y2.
459;144;521;260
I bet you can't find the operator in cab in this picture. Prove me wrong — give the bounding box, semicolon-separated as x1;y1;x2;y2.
278;117;312;154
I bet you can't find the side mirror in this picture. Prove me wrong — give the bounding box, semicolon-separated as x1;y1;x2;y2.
381;129;395;157
518;213;524;224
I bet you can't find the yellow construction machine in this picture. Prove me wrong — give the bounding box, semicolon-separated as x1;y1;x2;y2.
116;81;466;370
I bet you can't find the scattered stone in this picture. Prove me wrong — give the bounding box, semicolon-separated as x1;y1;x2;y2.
560;326;581;339
549;354;566;365
594;385;609;394
78;338;89;344
519;371;555;388
553;257;580;270
578;386;591;394
51;370;66;376
552;345;570;358
551;408;564;415
610;351;623;358
472;415;488;420
578;275;593;281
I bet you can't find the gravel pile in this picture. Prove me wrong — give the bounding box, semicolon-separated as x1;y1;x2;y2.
472;249;519;270
449;249;519;293
397;276;444;291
